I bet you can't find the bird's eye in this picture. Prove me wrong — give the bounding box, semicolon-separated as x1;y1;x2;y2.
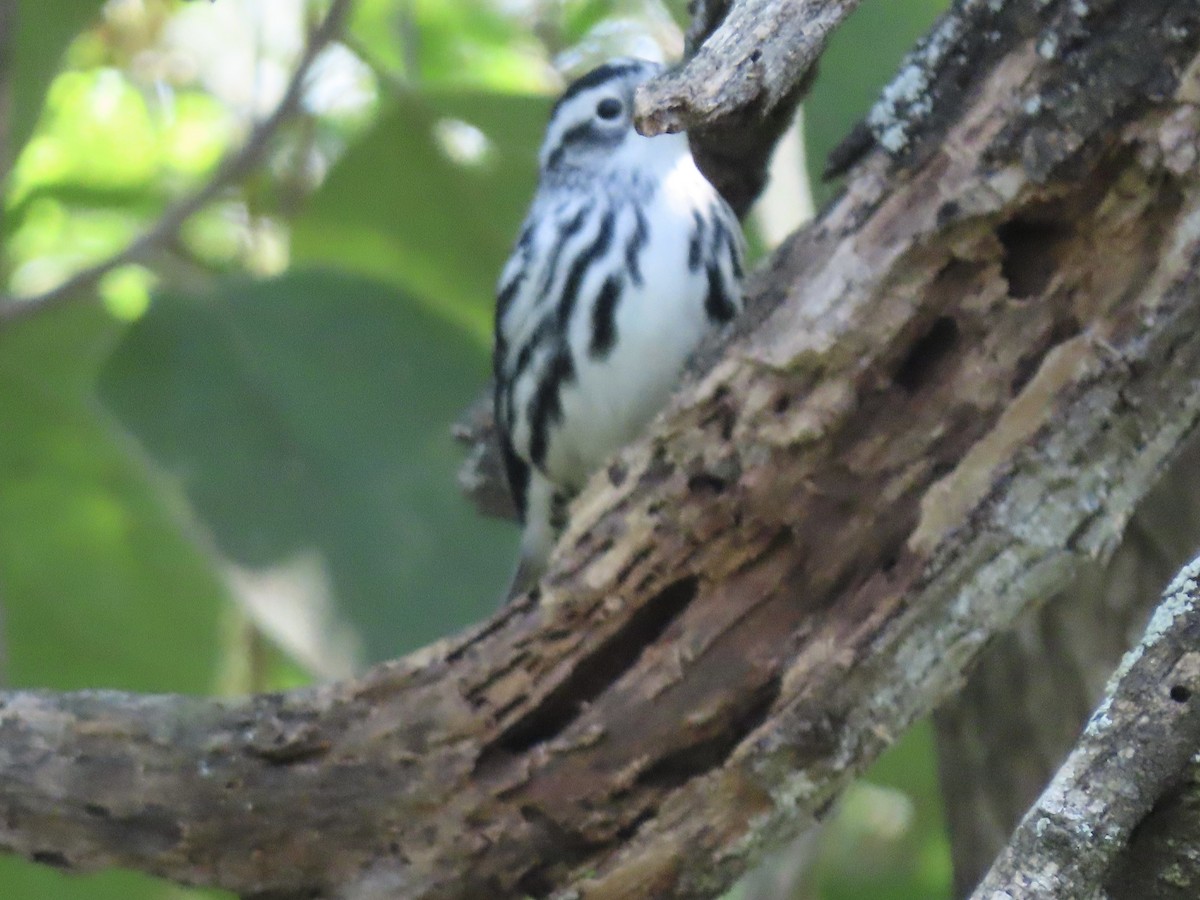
595;98;623;120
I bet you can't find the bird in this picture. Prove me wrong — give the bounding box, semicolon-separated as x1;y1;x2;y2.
492;57;744;599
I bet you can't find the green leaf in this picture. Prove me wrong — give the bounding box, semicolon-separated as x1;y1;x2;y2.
0;303;226;692
98;270;516;664
10;0;106;159
290;89;548;345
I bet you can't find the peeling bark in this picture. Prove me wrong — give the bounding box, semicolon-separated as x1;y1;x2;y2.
3;1;1200;898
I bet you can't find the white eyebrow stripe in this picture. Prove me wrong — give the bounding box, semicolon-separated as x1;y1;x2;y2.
537;59;662;171
539;88;621;169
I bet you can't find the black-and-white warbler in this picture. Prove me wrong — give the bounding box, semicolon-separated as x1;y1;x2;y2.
494;58;744;597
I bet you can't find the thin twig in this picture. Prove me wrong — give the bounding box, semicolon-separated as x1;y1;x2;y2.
971;556;1200;899
0;0;354;327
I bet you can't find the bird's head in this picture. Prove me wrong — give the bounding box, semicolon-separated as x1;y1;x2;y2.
538;58;685;178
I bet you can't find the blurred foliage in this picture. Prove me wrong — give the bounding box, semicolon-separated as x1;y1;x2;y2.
815;723;952;900
97;270;514;665
805;0;951;207
0;0;949;897
290;90;545;341
10;1;108;155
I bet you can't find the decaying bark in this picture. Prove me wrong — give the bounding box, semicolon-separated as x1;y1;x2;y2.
3;1;1200;898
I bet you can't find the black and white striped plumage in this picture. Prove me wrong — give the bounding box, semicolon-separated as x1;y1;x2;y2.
494;58;744;597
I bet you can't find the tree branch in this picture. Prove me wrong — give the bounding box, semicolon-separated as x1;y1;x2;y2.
932;428;1200;895
635;0;858;137
634;0;858;215
0;0;354;327
971;555;1200;897
2;2;1200;898
1107;757;1200;898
